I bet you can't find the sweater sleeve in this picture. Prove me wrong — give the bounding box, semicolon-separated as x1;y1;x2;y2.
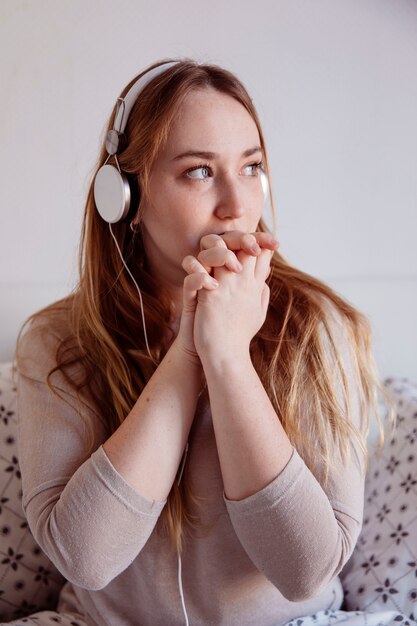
224;446;364;602
224;306;368;602
17;321;166;590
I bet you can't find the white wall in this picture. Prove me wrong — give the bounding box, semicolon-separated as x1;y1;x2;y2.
1;0;416;381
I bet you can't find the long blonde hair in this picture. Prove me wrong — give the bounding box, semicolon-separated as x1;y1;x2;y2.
19;58;383;554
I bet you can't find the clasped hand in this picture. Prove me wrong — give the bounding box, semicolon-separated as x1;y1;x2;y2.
178;231;278;364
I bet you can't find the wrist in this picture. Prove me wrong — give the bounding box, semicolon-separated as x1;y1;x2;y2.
170;336;203;369
199;344;253;377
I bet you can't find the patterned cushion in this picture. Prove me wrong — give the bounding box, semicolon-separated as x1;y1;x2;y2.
0;363;65;621
340;378;417;622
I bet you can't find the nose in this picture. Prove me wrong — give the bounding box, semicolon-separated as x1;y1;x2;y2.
214;175;245;220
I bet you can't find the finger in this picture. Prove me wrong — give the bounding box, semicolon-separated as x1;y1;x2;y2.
219;231;279;255
235;249;258;273
197;247;242;273
200;234;228;252
182;255;210;276
253;249;273;281
252;232;279;251
200;231;278;254
261;283;271;314
233;232;262;255
182;272;219;313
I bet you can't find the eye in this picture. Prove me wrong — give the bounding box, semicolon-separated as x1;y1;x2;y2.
185;165;212;180
242;162;263;177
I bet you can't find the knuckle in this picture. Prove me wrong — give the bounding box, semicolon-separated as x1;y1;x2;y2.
183;274;194;287
195;271;208;285
226;249;237;263
197;249;210;262
244;233;257;245
191;257;202;270
184;271;203;286
201;234;225;249
182;255;195;271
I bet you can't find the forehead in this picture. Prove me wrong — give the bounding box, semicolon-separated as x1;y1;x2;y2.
163;87;260;156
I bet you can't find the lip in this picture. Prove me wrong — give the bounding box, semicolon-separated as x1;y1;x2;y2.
199;231;227;238
208;229;237;236
200;228;249;241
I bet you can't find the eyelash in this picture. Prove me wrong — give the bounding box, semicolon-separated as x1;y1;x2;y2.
185;161;264;180
185;164;211;179
244;161;264;175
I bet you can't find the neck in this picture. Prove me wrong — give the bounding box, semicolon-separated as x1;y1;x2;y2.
141;247;184;320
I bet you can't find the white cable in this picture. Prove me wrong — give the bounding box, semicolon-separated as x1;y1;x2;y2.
108;223;157;365
110;222;190;624
177;442;190;624
177;552;190;626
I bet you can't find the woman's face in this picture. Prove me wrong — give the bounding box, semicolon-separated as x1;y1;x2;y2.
140;87;265;290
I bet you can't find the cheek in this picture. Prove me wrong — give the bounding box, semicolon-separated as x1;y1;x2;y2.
155;188;210;235
148;181;202;224
142;202;204;258
252;188;266;222
247;202;263;230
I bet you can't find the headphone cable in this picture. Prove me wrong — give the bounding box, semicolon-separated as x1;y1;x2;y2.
109;223;156;365
109;222;190;624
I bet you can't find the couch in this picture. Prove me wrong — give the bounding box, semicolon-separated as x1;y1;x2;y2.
0;362;416;623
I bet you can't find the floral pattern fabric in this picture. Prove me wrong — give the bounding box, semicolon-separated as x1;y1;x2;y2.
340;379;417;624
0;364;64;622
283;608;416;625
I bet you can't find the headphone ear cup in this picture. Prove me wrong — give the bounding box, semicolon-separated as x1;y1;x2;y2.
260;171;269;203
94;164;140;224
125;172;140;222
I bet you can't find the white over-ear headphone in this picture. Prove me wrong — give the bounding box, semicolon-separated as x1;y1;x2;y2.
93;61;179;224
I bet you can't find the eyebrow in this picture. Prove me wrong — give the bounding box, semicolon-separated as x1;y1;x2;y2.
172;146;262;161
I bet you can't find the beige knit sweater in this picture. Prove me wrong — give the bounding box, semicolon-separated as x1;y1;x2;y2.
16;317;366;626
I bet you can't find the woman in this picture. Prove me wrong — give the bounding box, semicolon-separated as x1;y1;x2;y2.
13;58;385;626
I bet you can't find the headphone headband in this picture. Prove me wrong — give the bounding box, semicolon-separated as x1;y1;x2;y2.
113;61;179;136
94;60;179;223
